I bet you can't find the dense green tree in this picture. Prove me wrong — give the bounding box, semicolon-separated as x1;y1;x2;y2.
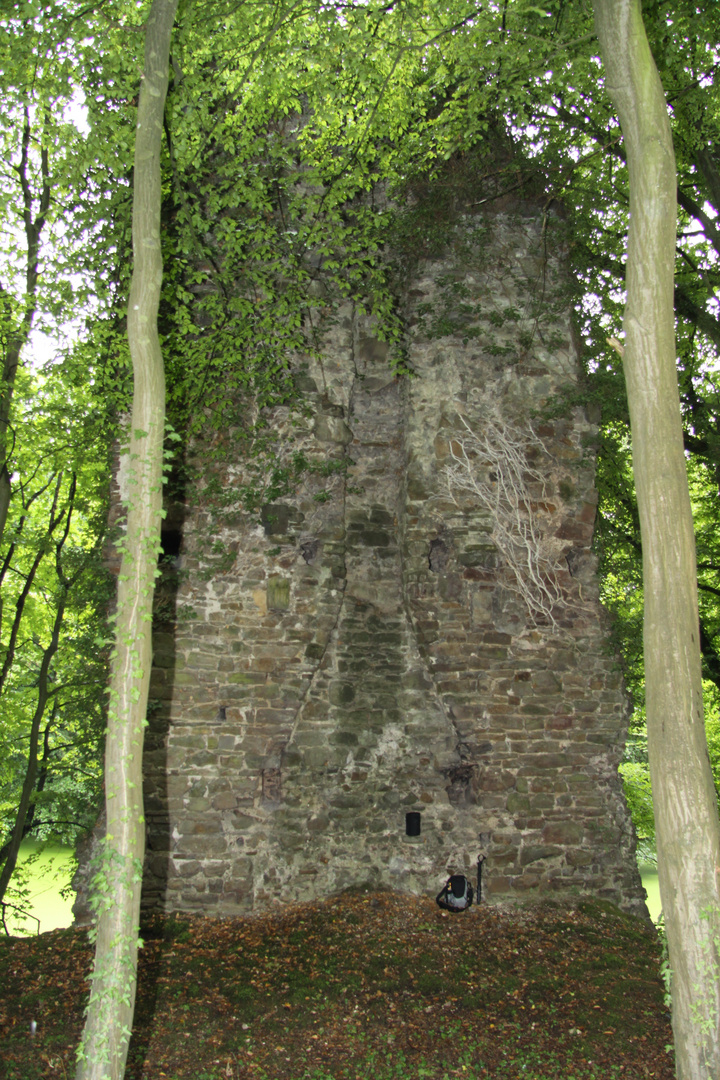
0;2;113;927
0;365;109;921
0;2;103;542
528;0;720;721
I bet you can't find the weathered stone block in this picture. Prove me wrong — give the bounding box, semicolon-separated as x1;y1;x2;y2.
506;793;531;813
261;503;305;536
520;845;561;866
314;414;353;444
542;821;583;845
331;730;359;746
566;849;594;867
329;682;357;705
212;792;237;810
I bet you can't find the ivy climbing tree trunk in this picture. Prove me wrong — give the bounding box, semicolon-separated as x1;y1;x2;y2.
75;1;177;1077
594;1;720;1077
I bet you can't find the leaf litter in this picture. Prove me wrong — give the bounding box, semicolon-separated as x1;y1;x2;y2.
0;889;673;1079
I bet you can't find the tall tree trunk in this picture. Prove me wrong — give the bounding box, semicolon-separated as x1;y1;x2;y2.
594;2;720;1077
75;2;177;1077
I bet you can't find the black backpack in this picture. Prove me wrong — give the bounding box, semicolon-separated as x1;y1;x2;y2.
436;874;474;912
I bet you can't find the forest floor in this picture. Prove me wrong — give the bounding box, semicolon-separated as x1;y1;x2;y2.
0;889;673;1080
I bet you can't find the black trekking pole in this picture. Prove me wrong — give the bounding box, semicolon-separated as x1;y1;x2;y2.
477;855;486;903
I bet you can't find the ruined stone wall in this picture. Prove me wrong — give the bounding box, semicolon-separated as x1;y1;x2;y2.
136;201;647;919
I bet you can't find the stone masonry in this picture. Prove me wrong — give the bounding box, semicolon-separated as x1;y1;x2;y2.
124;199;646;920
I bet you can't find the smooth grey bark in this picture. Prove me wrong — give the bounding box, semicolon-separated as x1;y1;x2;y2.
75;2;177;1077
594;2;720;1077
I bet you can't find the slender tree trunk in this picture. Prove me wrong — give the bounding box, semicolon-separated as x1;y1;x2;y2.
594;2;720;1077
75;3;177;1077
0;591;66;905
0;114;50;547
0;704;57;870
0;474;74;906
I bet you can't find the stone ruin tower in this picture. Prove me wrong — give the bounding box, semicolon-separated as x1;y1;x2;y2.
105;188;647;921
